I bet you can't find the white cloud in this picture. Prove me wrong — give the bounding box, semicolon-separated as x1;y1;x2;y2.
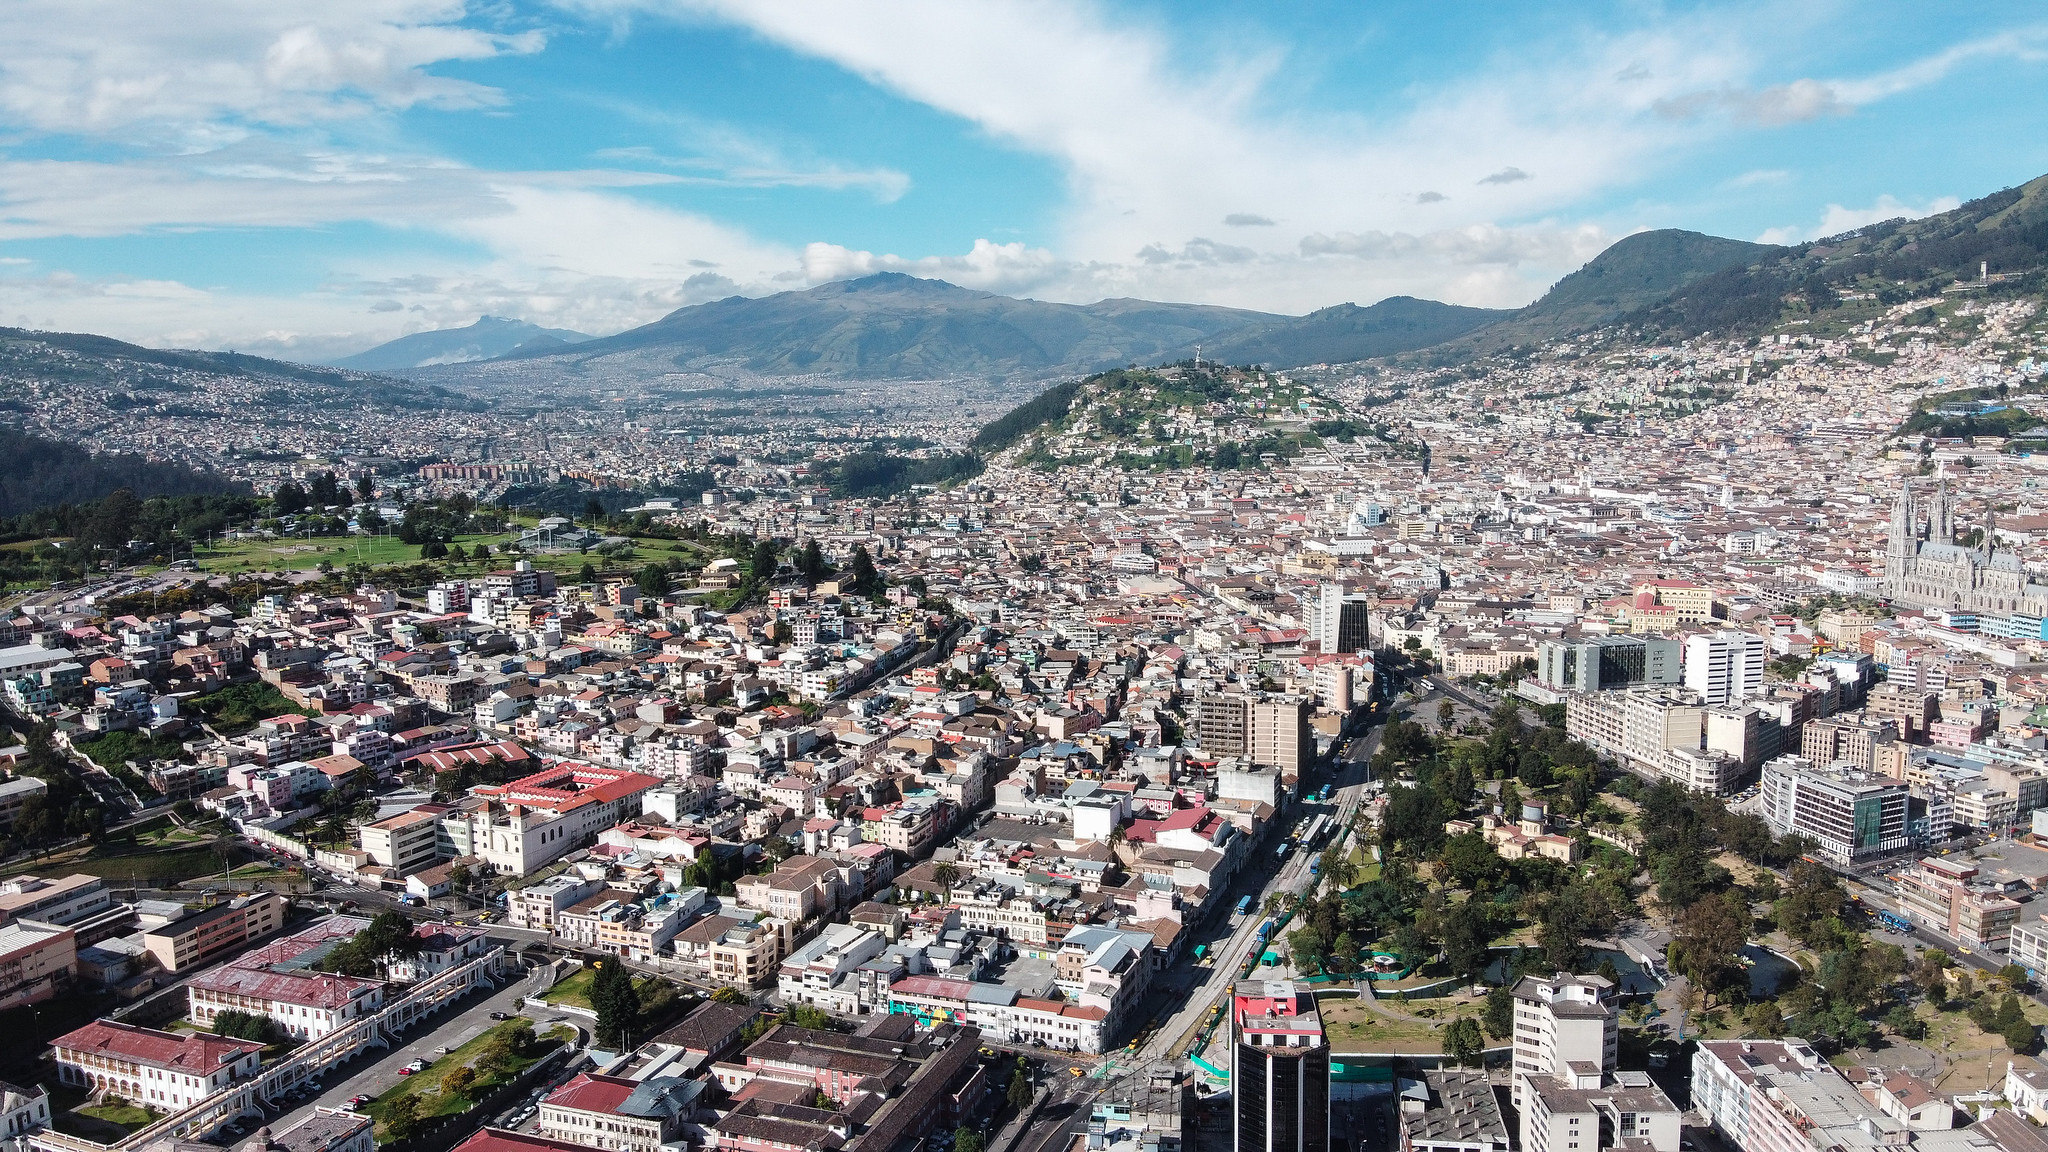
0;1;542;136
594;144;910;201
1727;168;1790;187
1656;25;2048;124
801;238;1065;296
562;0;1764;312
1756;194;1963;245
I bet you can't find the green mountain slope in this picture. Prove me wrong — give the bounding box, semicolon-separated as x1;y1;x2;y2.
1199;296;1508;368
495;273;1282;380
1410;229;1779;361
0;427;245;517
1631;174;2048;338
0;326;481;411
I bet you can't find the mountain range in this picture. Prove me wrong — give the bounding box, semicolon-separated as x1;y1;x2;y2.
385;223;1785;381
331;315;591;370
20;169;2048;400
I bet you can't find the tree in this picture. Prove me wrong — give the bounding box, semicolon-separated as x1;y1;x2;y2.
449;863;472;894
1440;833;1505;890
1008;1065;1033;1111
1884;1005;1926;1040
584;497;605;526
712;985;750;1005
579;562;598;585
798;540;826;585
1774;861;1847;948
849;543;880;595
274;480;308;516
751;538;780;582
955;1128;985;1152
1443;1017;1484;1066
356;473;375;501
592;961;642;1049
384;1096;423;1142
1670;895;1748;1007
637;563;671;596
1436;698;1455;727
787;1005;837;1031
441;1065;478;1100
1483;985;1515;1039
1743;1000;1783;1038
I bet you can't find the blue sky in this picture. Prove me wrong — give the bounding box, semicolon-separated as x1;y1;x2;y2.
0;0;2043;360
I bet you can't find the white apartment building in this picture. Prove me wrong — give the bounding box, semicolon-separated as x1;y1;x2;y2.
1510;973;1618;1110
1682;631;1767;707
1565;688;1705;775
1759;755;1910;863
1693;1039;1907;1152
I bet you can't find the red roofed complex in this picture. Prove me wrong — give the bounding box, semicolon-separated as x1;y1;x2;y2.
187;916;387;1040
444;762;661;875
536;1073;691;1152
52;1020;263;1109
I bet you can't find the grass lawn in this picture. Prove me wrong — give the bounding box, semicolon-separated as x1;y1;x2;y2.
77;729;189;770
1316;999;1453;1054
543;967;661;1010
77;1100;161;1129
181;516;724;582
362;1018;569;1139
2;841;226;884
191;681;299;731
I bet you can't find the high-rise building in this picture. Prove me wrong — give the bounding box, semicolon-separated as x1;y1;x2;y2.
1231;981;1328;1152
1535;636;1680;694
1200;693;1313;783
1509;973;1617;1110
1312;584;1371;655
1249;696;1313;781
1759;755;1909;862
1513;972;1680;1152
1681;631;1766;706
1798;716;1898;774
1196;694;1251;757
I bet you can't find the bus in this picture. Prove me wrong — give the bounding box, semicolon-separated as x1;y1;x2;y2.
1235;895;1254;918
1276;843;1291;862
1309;856;1321;877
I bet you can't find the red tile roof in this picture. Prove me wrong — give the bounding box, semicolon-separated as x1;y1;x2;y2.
543;1073;638;1114
53;1020;262;1071
450;1130;591;1152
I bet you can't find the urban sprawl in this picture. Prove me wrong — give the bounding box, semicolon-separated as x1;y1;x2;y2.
0;293;2046;1152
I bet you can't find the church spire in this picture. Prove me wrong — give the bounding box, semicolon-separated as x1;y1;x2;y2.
1885;477;1918;593
1932;473;1952;542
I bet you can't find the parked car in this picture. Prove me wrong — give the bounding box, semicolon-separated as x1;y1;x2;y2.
489;1012;509;1021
